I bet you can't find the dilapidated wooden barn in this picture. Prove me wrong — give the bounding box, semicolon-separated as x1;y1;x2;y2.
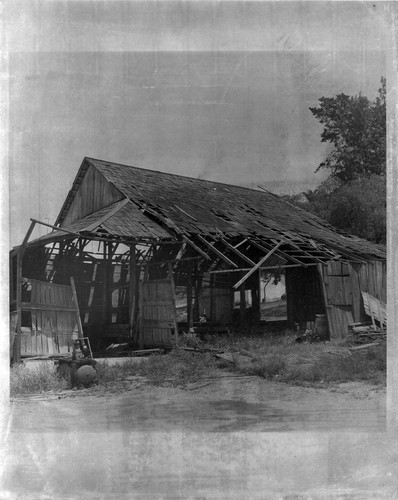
10;157;386;361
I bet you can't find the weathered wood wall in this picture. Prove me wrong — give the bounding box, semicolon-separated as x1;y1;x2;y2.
62;165;123;227
199;287;232;324
17;279;78;356
319;260;386;339
139;278;178;347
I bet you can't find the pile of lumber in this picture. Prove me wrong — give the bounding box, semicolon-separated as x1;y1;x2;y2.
348;323;386;344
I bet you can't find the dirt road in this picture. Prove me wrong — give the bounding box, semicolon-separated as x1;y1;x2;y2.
8;374;386;433
2;376;394;499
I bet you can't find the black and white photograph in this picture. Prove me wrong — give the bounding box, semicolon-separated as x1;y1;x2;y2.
1;1;397;498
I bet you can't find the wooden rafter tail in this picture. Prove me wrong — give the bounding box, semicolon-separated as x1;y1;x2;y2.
233;240;284;289
196;235;238;269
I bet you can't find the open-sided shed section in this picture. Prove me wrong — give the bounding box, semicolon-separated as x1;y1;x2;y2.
10;157;386;361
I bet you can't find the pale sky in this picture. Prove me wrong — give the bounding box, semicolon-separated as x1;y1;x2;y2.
6;1;389;246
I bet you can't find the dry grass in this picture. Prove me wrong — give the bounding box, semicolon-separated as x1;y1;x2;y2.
203;331;386;386
10;363;68;397
10;331;386;397
96;350;219;389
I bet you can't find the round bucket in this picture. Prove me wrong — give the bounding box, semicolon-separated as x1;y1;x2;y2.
314;314;328;337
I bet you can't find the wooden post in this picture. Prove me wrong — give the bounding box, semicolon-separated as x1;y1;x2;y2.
13;220;37;364
168;263;179;347
209;273;214;322
129;244;136;340
193;263;200;322
70;276;84;338
186;262;193;329
13;247;23;364
101;242;114;336
138;279;144;349
240;282;246;330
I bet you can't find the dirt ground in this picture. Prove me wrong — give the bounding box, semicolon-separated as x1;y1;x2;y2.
2;375;394;499
8;372;386;432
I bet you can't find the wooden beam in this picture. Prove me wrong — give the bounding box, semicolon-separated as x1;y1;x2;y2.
234;238;248;249
186;262;193;329
217;237;256;266
70;276;84;338
28;218;128;245
13;247;23;363
167;263;179;347
13;220;37;363
138;279;144;349
209;263;318;274
129;244;137;341
249;239;305;267
240;284;246;327
146;255;202;268
21;220;37;246
196;235;238;269
182;235;212;261
233;241;283;289
193;262;201;322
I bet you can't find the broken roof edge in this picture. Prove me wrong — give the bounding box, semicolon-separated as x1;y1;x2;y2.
84;156;271;195
51;157;386;262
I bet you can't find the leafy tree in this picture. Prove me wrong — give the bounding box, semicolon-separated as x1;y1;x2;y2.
284;174;386;244
310;77;386;182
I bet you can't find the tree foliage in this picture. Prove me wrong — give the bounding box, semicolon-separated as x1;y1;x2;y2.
310;77;386;182
285;174;386;244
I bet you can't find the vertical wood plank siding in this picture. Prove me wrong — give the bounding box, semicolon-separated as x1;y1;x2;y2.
320;260;386;339
19;279;79;356
62;165;123;227
140;279;178;346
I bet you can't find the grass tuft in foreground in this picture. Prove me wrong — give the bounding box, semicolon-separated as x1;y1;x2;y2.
10;363;69;397
230;341;386;386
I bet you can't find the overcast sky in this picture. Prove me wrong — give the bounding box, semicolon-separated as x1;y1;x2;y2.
6;1;388;246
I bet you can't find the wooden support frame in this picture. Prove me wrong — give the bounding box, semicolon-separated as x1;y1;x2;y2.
138;278;144;349
233;241;283;289
129;244;137;341
186;261;193;329
28;218;129;246
209;263;318;274
70;276;84;338
196;235;238;268
249;239;306;267
240;283;246;327
167;263;179;347
182;235;212;261
217;237;256;266
13;220;37;364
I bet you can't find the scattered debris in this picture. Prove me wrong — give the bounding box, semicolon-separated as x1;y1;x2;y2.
295;329;328;344
349;343;381;352
361;292;387;329
349;322;386;345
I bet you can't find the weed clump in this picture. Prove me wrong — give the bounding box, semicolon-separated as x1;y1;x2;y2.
10;363;68;397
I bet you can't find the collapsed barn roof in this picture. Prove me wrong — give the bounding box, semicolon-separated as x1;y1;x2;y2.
27;157;385;267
